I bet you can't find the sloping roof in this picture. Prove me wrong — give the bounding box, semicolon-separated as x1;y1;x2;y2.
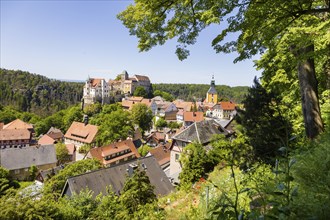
219;101;236;110
62;156;173;197
90;78;103;87
38;134;56;145
172;119;228;145
207;86;217;95
47;127;63;140
64;122;98;144
3;119;33;130
141;99;154;107
0;129;31;141
148;143;171;167
134;75;150;82
127;96;144;102
66;144;75;155
183;112;204;123
0;145;57;170
121;100;134;110
173;100;193;112
89;140;140;166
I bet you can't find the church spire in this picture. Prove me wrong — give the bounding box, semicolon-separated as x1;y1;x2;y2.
206;75;218;104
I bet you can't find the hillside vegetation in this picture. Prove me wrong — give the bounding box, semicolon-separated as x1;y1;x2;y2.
152;83;248;103
0;69;83;116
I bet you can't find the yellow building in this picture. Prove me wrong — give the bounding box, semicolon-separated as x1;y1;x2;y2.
206;76;218;104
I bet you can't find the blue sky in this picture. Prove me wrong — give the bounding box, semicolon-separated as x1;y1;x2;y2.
1;1;260;86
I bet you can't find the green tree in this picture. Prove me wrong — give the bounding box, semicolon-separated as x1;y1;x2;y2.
28;165;38;181
179;142;209;189
95;109;134;146
43;159;101;198
119;166;156;215
92;187;121;219
55;142;69;165
168;121;182;129
133;86;148;98
155;117;167;130
131;103;153;135
138;144;152;157
118;0;329;139
237;78;291;164
0;167;19;197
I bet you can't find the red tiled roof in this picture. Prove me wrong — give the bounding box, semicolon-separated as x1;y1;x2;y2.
65;144;75;155
121;100;134;110
173;100;193;112
219;101;236;110
0;129;31;141
90;78;102;87
128;96;144;102
141;99;153;107
148;143;170;166
38;134;56;145
89;139;140;166
183;112;204;122
64;122;98;144
3;119;33;130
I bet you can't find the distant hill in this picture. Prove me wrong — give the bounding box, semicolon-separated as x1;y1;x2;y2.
152;83;249;103
0;69;83;116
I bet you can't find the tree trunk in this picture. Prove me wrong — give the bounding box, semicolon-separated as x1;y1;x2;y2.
297;44;324;139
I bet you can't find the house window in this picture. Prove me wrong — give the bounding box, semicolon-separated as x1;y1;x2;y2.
14;169;20;174
175;153;180;162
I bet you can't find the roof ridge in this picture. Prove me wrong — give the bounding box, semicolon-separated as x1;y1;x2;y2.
195;122;201;144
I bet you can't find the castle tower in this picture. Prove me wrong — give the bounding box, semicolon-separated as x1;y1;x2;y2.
206;75;218;104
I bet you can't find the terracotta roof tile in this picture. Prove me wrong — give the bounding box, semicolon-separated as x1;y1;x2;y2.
134;75;150;81
38;134;56;145
65;144;75;155
219;101;236;110
89;139;140;166
3;119;33;130
183;111;204;122
148;143;171;166
64;122;98;144
0;129;31;141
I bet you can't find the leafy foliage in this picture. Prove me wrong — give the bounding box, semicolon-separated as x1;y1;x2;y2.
55;143;70;165
155;117;167;130
138;144;152;157
130;103;153;135
0;68;83;116
43;159;101;198
133;86;148;98
119;166;156;215
237;78;291;164
153;84;248;103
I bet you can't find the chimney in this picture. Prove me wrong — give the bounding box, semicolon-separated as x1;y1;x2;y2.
83;115;89;126
127;163;138;176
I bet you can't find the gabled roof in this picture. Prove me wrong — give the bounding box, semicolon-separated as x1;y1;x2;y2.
66;144;75;155
47;127;63;140
88;139;140;166
173;100;193;112
89;78;103;87
183;111;204;123
38;134;56;145
219;101;236;110
3;119;33;130
172;120;228;145
0;129;31;141
148;143;171;167
121;100;134;109
133;75;150;82
64;122;98;144
0;145;57;170
141;99;155;107
62;156;173;198
127;96;144;102
147;132;165;142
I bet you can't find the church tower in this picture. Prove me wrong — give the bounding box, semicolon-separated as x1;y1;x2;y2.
206;75;218;104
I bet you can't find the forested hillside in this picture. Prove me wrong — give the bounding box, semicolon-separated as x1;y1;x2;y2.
0;69;83;116
152;83;248;103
